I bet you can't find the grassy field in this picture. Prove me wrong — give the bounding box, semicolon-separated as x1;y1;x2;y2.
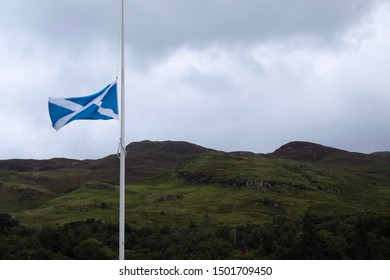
9;150;389;231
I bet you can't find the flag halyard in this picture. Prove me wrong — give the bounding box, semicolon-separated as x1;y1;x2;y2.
48;80;118;130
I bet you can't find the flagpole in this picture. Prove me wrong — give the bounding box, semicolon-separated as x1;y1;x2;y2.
119;0;126;260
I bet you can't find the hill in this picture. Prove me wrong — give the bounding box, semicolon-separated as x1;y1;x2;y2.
0;140;208;211
0;140;389;259
1;139;389;218
268;141;344;161
91;140;210;183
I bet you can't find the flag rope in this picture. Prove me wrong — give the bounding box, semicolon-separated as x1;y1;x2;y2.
117;140;127;159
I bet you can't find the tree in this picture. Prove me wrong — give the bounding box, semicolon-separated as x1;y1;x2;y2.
299;212;323;259
74;238;116;260
0;213;19;234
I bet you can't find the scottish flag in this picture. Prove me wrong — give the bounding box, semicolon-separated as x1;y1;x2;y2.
48;80;118;130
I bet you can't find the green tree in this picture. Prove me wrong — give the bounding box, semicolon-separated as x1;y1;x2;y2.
299;212;323;259
74;238;116;260
0;213;19;234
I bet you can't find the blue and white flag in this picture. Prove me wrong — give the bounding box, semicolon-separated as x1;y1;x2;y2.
48;80;118;130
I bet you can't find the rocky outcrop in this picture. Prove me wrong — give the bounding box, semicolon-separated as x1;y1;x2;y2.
326;185;342;195
177;171;311;192
158;194;184;202
17;188;44;200
177;171;342;194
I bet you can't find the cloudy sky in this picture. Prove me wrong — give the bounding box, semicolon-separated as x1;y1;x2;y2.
1;0;390;159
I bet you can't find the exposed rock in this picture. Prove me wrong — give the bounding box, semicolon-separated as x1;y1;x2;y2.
177;171;312;192
326;185;342;195
17;188;43;200
158;194;184;202
85;183;113;190
292;164;308;169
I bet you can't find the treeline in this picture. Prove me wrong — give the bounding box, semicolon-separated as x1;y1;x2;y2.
1;211;389;259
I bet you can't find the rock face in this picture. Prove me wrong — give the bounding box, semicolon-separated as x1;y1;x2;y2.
158;194;184;202
17;188;44;200
327;185;342;195
177;172;343;194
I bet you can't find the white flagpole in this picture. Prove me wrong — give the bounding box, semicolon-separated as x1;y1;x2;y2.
119;0;126;260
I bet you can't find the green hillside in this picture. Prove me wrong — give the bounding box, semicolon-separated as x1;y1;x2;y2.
1;140;389;259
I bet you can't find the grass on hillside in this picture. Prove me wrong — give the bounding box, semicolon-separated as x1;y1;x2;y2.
3;149;389;231
13;176;387;230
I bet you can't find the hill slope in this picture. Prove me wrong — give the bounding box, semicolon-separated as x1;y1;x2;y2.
268;141;343;161
0;139;387;222
0;140;208;212
1;140;390;259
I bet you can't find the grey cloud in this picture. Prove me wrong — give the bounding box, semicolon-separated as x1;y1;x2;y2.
1;0;390;160
2;0;378;57
1;0;118;53
127;0;376;55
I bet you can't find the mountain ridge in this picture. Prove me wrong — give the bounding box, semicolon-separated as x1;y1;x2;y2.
1;139;387;167
1;139;389;210
1;140;389;185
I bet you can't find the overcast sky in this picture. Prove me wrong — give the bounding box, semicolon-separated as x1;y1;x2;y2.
1;0;390;159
